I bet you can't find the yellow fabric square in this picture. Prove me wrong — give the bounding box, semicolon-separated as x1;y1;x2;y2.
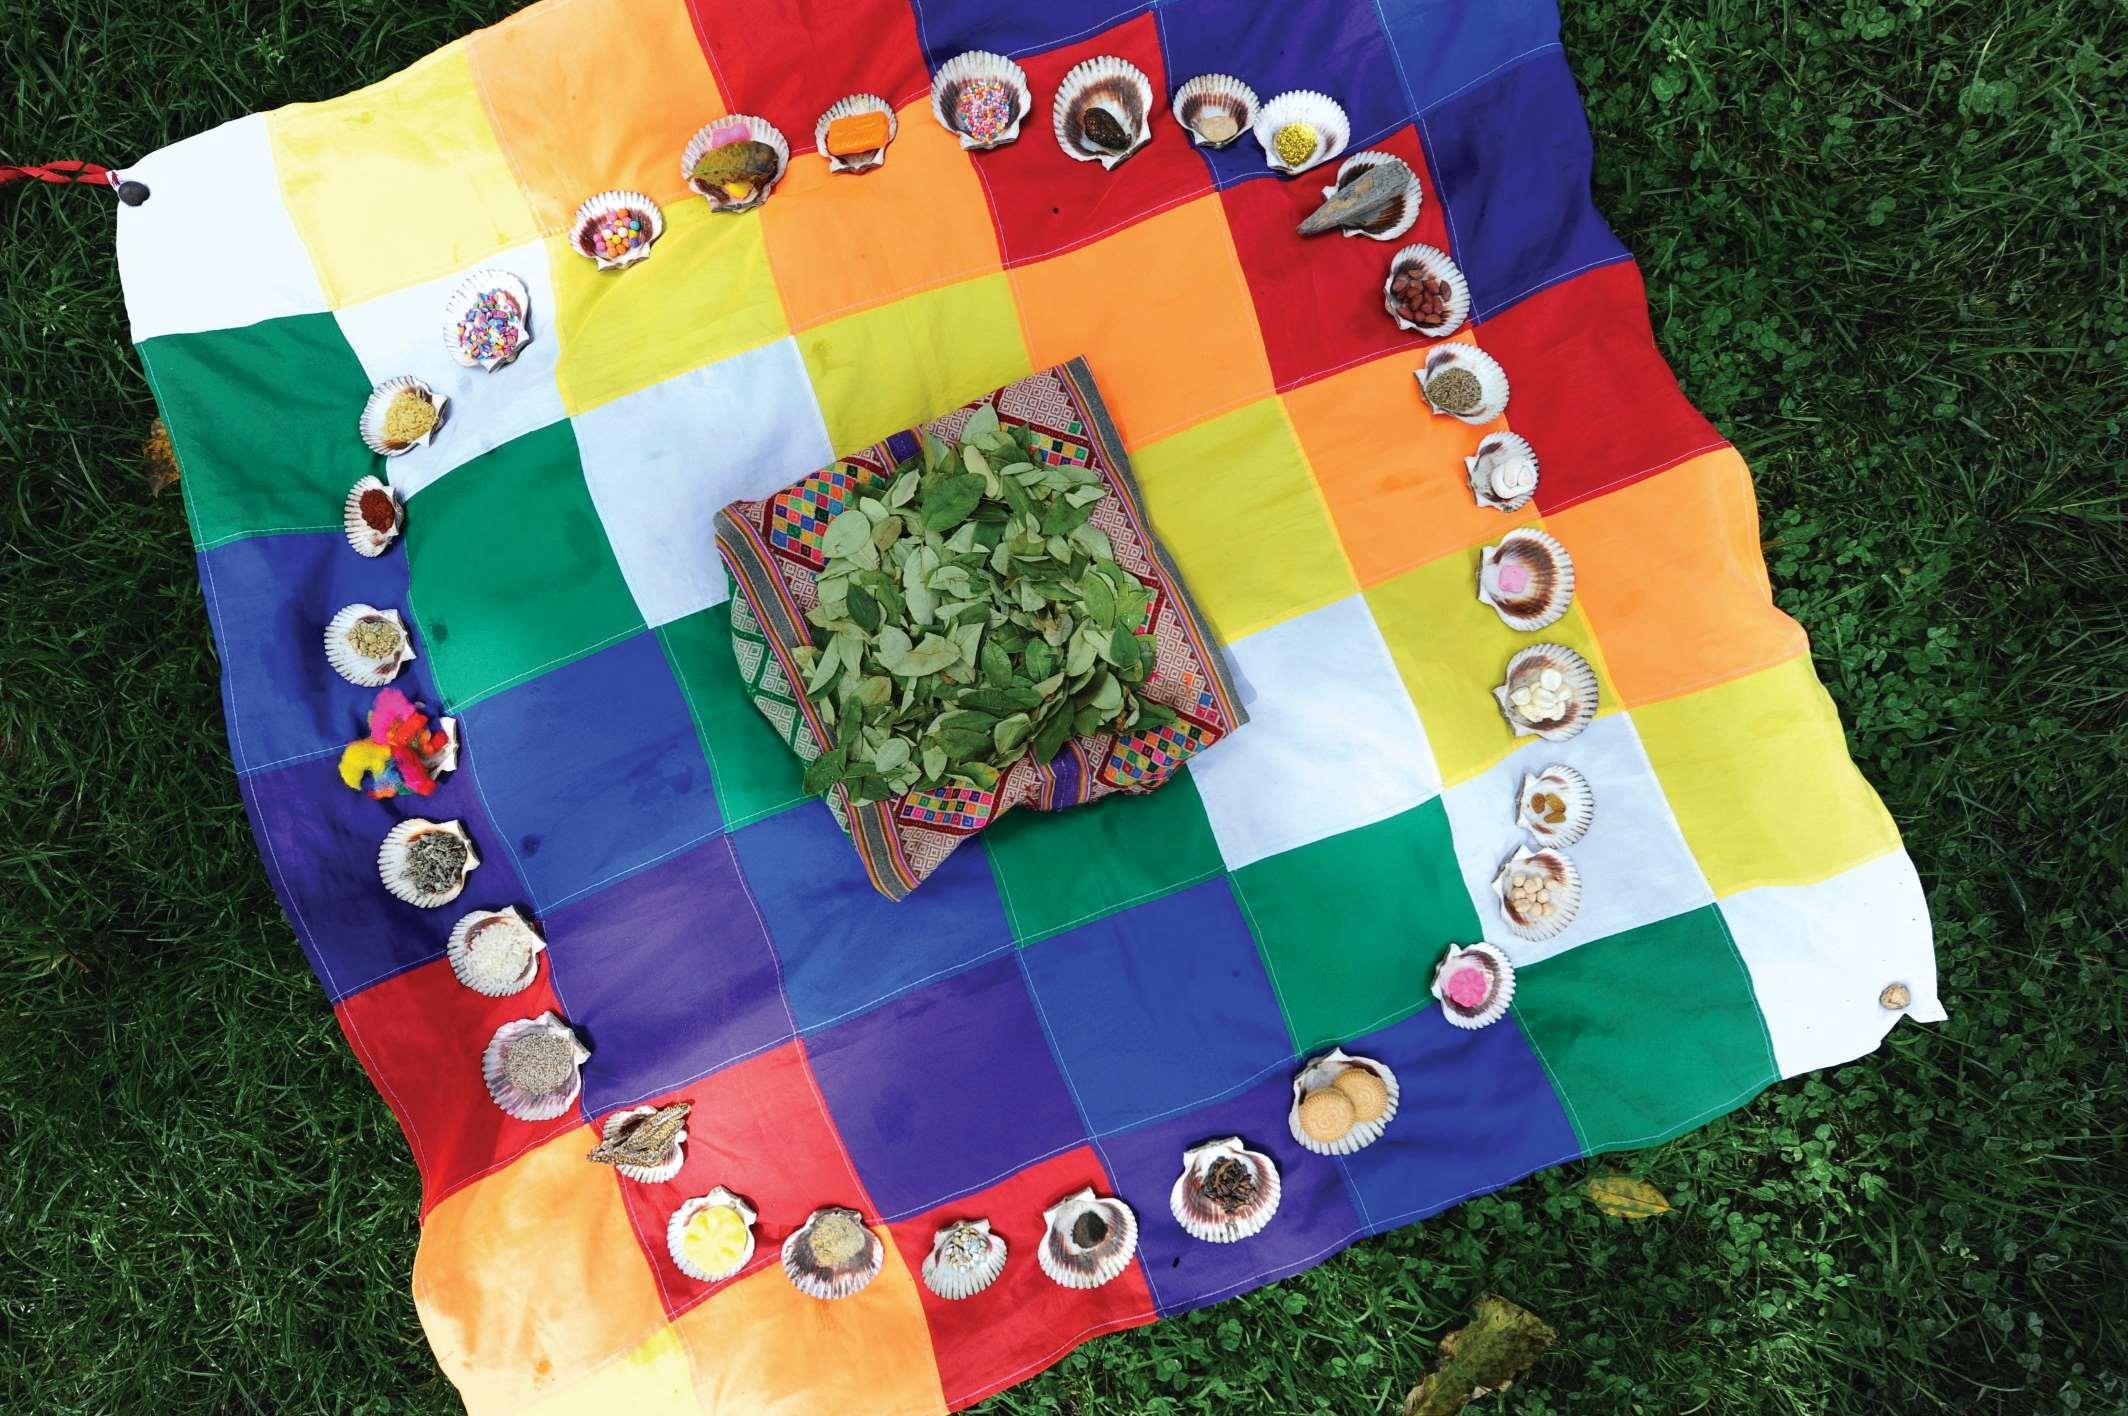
1634;654;1902;896
522;1325;694;1415
675;1226;945;1415
797;274;1031;455
1130;397;1357;642
269;42;539;307
551;198;791;415
1366;546;1621;786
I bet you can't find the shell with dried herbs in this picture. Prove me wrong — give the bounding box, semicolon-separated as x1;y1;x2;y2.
1170;1137;1282;1243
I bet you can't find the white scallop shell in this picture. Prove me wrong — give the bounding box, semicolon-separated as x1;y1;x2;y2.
1253;89;1349;175
1478;528;1575;632
1171;73;1257;149
1037;1187;1137;1290
568;189;663;270
594;1104;687;1183
1493;643;1599;742
343;476;403;557
667;1187;758;1282
1309;150;1420;241
1466;431;1540;511
815;93;896;173
480;1012;588;1121
1431;942;1517;1030
445;906;544;997
782;1206;884;1300
1517;764;1594;849
378;817;479;908
1418;343;1510;424
921;1218;1008;1300
681;114;789;212
325;604;415;687
930;50;1032;151
440;269;532;370
1052;55;1154;169
1491;845;1583;941
1286;1048;1401;1156
1170;1137;1282;1244
358;378;446;458
1384;243;1471;337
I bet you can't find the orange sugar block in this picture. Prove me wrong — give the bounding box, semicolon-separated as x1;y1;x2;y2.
824;111;890;156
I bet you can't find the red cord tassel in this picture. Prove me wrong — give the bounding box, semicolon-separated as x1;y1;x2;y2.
0;159;147;204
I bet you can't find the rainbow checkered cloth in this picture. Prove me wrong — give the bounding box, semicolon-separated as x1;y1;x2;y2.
114;0;1943;1410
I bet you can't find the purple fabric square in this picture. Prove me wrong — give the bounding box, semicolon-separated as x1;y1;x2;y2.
914;0;1153;66
1097;1069;1365;1315
540;836;793;1115
456;629;719;910
1421;48;1628;318
1376;0;1560;113
805;955;1085;1219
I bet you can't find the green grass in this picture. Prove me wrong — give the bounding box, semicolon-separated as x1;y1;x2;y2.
3;0;2124;1410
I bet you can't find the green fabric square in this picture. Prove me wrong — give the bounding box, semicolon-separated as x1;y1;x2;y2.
657;602;809;829
1233;798;1479;1052
1511;906;1779;1153
983;770;1225;944
404;422;643;709
138;315;375;550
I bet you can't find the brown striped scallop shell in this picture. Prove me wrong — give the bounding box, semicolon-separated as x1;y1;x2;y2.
1053;55;1154;168
1477;528;1575;631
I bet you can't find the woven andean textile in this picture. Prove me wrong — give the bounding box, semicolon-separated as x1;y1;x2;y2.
114;0;1944;1409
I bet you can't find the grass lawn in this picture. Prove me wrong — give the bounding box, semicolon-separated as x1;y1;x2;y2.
3;1;2123;1410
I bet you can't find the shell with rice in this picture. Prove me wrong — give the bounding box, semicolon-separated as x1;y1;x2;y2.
1053;55;1154;169
1477;528;1576;631
1037;1187;1137;1289
446;906;543;996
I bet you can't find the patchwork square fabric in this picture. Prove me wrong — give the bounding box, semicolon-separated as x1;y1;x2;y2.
117;0;1943;1409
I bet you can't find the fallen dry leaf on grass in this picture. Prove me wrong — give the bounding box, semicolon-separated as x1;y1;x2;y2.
1586;1173;1671;1219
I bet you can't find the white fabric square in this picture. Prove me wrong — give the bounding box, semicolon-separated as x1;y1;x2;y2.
572;338;833;627
1720;850;1942;1078
333;240;567;499
115;116;327;342
1440;711;1713;967
1190;595;1442;870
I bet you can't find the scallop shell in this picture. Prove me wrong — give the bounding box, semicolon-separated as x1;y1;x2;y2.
325;604;416;687
1287;1048;1401;1156
921;1218;1008;1301
445;906;544;996
343;476;403;557
1170;1137;1281;1244
1171;73;1257;149
1418;343;1510;424
815;93;896;174
480;1012;589;1121
930;50;1032;151
1466;431;1540;512
1253;89;1349;175
1477;528;1575;632
1037;1187;1137;1290
681;114;789;213
1053;55;1154;169
1493;643;1600;742
568;189;663;270
1491;845;1583;941
1517;764;1593;849
441;269;532;371
782;1206;884;1300
588;1103;689;1183
378;817;480;908
358;378;447;458
1431;941;1517;1030
1384;243;1471;337
1300;151;1419;241
668;1187;757;1282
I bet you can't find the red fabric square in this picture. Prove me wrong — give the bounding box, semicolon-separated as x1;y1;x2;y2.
1477;259;1727;512
334;956;574;1216
692;0;931;155
609;1039;876;1319
1221;124;1456;390
886;1145;1156;1410
971;13;1211;266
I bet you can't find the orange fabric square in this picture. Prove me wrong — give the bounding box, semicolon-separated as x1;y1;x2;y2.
1283;338;1527;585
761;100;1002;331
1010;194;1273;447
414;1128;669;1412
1548;444;1808;707
470;0;724;236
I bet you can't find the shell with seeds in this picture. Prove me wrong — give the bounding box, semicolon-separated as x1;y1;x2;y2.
378;817;478;908
1298;151;1420;241
1466;431;1540;511
1494;643;1599;741
343;477;403;557
1492;845;1583;940
1517;764;1593;848
1170;1137;1282;1244
1287;1048;1401;1155
1171;73;1257;148
1477;528;1575;631
481;1012;588;1120
783;1206;884;1300
1418;343;1510;424
1432;942;1516;1029
1253;89;1348;175
1053;55;1154;168
326;603;415;687
922;1218;1008;1300
668;1187;757;1282
446;906;543;996
587;1101;690;1183
1038;1188;1137;1289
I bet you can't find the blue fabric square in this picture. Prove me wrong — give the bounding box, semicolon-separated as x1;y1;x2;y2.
1022;877;1290;1134
1376;0;1560;113
806;956;1086;1219
199;532;444;775
541;837;793;1116
1155;0;1410;189
1421;48;1627;318
1096;1069;1365;1316
1335;1008;1582;1231
456;629;719;909
914;0;1153;65
729;801;1014;1031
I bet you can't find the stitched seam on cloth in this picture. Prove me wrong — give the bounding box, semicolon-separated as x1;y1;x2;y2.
1419;114;1462;270
1008;866;1226;947
536;825;727;914
1417;41;1564;116
193;522;340;551
432;622;648;715
794;943;1017;1035
1473;251;1635;324
1510;1005;1594;1145
1535;437;1732;516
1707;904;1783;1076
1710;841;1905;901
883;1136;1087;1224
1368;0;1420;117
235;742;342;778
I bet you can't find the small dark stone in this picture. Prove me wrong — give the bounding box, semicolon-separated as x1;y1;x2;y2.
1071;1211;1110;1247
117;180;150;206
1080;107;1131;152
